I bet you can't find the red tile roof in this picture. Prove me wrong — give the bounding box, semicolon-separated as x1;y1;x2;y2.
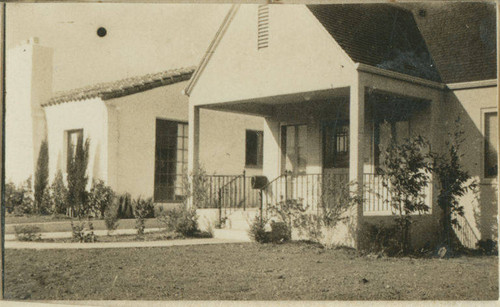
44;67;195;107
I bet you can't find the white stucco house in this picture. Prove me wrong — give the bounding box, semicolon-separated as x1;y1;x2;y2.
7;39;264;207
185;3;498;248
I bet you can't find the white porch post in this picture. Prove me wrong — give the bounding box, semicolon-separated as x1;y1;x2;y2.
187;104;200;208
349;72;365;249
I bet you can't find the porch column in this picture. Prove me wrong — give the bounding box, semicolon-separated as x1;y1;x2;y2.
349;72;365;249
187;104;200;207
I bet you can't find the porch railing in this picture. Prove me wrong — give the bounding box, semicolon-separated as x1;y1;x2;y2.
260;172;350;214
204;171;261;211
362;173;433;215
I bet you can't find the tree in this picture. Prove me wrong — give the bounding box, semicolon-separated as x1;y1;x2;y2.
430;118;477;250
51;170;68;215
377;135;432;254
67;137;90;218
34;140;49;214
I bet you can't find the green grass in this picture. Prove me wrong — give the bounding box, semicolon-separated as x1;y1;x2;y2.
4;242;498;300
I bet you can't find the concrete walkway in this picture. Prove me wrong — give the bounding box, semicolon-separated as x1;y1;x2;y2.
5;237;247;250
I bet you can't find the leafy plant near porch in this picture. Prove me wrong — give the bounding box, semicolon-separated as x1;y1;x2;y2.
67;137;90;218
181;165;213;208
430;118;477;251
377;135;432;255
132;197;155;236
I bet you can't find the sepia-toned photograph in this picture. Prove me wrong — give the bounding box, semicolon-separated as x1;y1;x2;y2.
1;1;498;303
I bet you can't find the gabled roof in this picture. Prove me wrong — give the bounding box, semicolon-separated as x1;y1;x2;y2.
44;67;195;107
402;2;497;83
307;4;442;82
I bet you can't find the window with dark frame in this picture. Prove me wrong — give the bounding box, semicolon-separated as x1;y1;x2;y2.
154;119;188;202
66;129;83;170
245;130;263;168
484;111;498;178
322;121;349;169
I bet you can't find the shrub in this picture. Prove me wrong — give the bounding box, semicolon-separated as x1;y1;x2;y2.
14;225;41;241
270;221;291;243
181;165;214;208
70;219;96;243
133;197;154;236
104;202;120;235
88;179;115;218
248;215;270;243
34;140;49;214
6;177;35;215
175;207;199;237
117;194;134;219
67;137;90;218
360;223;400;256
477;239;498;255
50;171;68;215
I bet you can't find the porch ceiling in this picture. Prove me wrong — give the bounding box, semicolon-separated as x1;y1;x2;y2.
200;87;349;117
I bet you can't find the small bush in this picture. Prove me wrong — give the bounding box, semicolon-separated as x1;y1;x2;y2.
70;219;96;243
6;178;34;215
14;225;41;241
360;223;400;256
133;197;154;236
104;202;120;235
116;194;134;218
270;221;291;243
50;171;68;215
477;239;498;255
156;206;200;237
88;179;115;218
248;215;270;243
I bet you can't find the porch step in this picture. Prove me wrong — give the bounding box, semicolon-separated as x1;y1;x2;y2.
213;229;251;242
223;209;259;231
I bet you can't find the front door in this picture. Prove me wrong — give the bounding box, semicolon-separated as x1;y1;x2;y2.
322;120;349;175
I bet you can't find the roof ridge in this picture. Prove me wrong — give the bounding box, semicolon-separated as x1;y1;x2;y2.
44;66;196;107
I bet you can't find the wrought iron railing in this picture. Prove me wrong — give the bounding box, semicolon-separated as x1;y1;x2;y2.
362;173;433;215
260;172;350;215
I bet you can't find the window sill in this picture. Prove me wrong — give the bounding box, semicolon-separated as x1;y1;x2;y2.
245;165;263;169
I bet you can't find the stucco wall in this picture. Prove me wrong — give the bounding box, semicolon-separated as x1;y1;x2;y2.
189;4;355;106
5;41;52;185
106;81;263;200
444;86;498;241
44;98;108;186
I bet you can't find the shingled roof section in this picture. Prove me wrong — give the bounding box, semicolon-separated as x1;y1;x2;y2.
401;2;497;83
44;67;195;107
307;4;442;82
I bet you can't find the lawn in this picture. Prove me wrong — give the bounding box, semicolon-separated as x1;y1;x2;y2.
4;242;498;300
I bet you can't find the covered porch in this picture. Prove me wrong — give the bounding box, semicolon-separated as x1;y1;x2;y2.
189;65;445;246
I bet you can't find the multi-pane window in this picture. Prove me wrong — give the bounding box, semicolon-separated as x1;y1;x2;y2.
281;124;307;175
484;112;498;178
154;119;188;202
66;129;83;170
323;121;349;169
245;130;263;168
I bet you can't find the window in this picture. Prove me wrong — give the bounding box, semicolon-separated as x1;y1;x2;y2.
323;121;349;169
281;124;307;175
374;120;410;169
245;130;263;168
66;129;83;170
484;111;498;178
154;119;188;202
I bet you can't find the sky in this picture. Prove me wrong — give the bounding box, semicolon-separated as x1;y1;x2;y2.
6;3;230;93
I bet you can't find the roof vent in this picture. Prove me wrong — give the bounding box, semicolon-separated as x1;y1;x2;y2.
257;5;269;50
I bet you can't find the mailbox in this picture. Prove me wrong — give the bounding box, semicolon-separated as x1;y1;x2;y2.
251;176;268;189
